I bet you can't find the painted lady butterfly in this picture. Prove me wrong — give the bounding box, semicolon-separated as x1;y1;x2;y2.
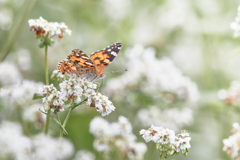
58;42;122;81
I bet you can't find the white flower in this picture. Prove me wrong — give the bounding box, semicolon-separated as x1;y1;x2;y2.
0;121;31;160
218;81;240;105
140;125;191;158
0;61;22;86
105;44;199;102
231;5;240;37
223;122;240;159
23;103;46;128
28;16;72;40
0;80;43;107
137;106;193;131
90;116;147;159
31;134;74;160
73;150;95;160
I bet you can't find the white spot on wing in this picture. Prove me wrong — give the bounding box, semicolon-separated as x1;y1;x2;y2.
111;51;117;56
85;62;93;65
107;49;111;52
81;56;89;60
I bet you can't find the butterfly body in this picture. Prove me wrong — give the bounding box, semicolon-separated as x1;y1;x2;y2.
58;42;122;81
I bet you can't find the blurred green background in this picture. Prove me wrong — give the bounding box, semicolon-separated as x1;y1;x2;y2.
1;0;240;159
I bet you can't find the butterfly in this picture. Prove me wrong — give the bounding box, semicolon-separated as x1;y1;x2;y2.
58;42;122;81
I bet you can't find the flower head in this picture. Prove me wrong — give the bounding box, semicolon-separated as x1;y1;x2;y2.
28;16;71;40
90;116;147;159
140;125;191;159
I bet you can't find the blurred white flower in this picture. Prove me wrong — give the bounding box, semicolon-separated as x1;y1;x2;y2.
140;125;191;158
137;106;193;131
0;121;31;160
231;6;240;37
23;103;46;128
218;81;240;106
73;150;95;160
0;80;43;106
0;9;12;30
101;0;131;21
0;61;22;86
90;116;147;159
31;134;74;160
223;122;240;159
105;44;199;102
16;49;31;71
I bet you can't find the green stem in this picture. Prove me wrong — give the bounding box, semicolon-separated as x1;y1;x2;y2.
61;99;87;134
56;113;63;138
0;0;37;61
45;45;49;85
63;108;72;128
44;44;50;135
44;110;51;135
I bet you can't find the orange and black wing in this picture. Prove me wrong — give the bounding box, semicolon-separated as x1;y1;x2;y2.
89;42;122;72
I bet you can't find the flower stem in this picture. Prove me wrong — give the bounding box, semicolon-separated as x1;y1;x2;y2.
0;0;37;62
56;113;63;138
60;99;87;135
45;45;49;85
44;44;50;135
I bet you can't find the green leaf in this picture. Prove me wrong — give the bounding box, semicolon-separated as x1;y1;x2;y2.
39;41;45;48
33;93;44;100
64;100;71;105
39;109;68;135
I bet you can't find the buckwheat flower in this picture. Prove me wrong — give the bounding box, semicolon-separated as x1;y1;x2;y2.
0;121;31;160
137;106;193;131
73;150;95;160
231;6;240;37
39;84;64;112
105;44;199;102
0;61;22;86
90;116;147;159
28;16;71;40
140;125;191;159
89;117;112;137
31;134;74;160
23;103;46;128
0;80;43;107
218;81;240;106
223;122;240;159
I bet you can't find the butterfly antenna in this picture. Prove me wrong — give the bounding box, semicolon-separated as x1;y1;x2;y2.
106;69;128;74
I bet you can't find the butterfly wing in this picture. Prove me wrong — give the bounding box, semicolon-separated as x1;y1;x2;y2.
58;49;97;80
90;42;122;73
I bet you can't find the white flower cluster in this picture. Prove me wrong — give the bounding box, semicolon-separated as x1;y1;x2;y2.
73;150;95;160
23;103;46;128
0;80;43;106
140;125;191;158
223;122;240;159
0;121;74;160
0;61;22;86
218;81;240;106
28;16;72;39
231;6;240;37
105;44;199;102
39;84;64;113
40;75;115;116
89;116;147;159
137;106;193;131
